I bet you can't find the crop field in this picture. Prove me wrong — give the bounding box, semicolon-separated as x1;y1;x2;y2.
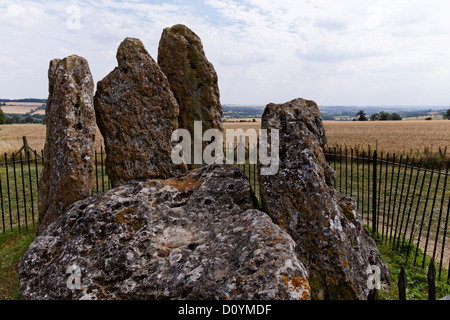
0;102;45;115
0;119;449;156
0;124;105;155
224;120;450;161
322;120;450;156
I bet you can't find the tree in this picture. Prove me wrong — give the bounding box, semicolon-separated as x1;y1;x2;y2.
390;113;402;121
0;108;6;124
370;113;379;121
444;108;450;120
379;111;390;121
356;110;368;121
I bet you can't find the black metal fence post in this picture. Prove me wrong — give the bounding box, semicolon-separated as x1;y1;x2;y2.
398;266;407;300
372;149;377;235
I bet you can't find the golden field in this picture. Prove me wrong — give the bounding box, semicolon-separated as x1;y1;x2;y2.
1;102;45;115
322;120;450;155
0;124;104;154
0;120;449;155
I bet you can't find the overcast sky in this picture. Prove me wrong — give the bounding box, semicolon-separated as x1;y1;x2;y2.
1;0;450;106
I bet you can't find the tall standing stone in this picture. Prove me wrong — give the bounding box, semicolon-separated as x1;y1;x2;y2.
37;55;96;236
94;37;187;187
158;24;223;165
258;98;390;300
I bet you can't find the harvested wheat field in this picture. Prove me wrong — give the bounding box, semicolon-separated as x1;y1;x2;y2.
322;120;450;155
0;102;45;115
224;120;450;155
1;120;449;155
0;124;105;154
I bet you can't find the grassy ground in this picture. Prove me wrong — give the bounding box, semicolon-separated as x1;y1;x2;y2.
0;159;111;233
327;153;450;271
1;225;448;300
375;233;450;300
0;225;35;300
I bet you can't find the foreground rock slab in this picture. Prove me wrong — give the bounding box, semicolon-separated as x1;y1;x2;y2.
94;37;186;187
258;98;390;300
37;55;96;236
158;24;223;165
19;164;310;300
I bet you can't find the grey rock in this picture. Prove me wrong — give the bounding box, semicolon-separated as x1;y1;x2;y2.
19;164;311;300
37;55;96;236
158;25;223;166
258;98;391;300
94;37;187;187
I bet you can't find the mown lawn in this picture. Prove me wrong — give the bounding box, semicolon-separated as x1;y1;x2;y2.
0;226;35;300
1;224;448;300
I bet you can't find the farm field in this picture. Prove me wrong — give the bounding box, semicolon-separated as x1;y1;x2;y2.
0;120;449;155
0;124;104;155
0;102;45;115
224;120;450;156
323;120;450;156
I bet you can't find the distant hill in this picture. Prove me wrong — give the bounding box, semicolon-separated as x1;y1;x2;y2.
222;105;264;120
0;98;47;103
318;105;449;120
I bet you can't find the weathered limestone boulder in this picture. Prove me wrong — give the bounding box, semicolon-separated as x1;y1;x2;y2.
94;37;187;187
36;55;96;236
258;98;391;300
158;25;223;165
19;164;311;300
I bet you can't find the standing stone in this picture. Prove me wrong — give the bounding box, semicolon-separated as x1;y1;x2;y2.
258;98;390;300
158;24;223;166
94;37;187;187
37;55;96;236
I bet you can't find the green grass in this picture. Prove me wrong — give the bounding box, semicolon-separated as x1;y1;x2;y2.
1;224;447;300
1;150;448;300
1;157;111;233
327;153;450;272
0;225;35;300
374;233;450;300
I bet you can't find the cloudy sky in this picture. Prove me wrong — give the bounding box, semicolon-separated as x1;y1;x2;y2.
1;0;450;106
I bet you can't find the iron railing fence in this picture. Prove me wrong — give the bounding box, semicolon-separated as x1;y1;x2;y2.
1;144;449;284
0;146;260;234
324;145;450;283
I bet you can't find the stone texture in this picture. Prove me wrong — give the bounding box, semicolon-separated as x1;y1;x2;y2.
36;55;96;236
94;37;187;187
19;164;311;300
258;98;391;300
158;24;223;165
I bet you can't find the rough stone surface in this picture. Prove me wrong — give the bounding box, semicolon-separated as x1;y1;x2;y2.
258;98;391;300
94;37;187;187
158;25;223;165
19;164;311;300
37;55;96;236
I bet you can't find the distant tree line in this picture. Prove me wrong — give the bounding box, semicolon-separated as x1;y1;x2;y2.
0;108;6;124
355;110;402;121
0;109;46;125
0;98;46;103
6;113;46;124
0;103;46;125
444;108;450;120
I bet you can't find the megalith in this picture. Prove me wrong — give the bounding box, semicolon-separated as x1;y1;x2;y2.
258;98;391;299
158;24;223;166
19;164;310;300
36;55;96;236
94;37;187;187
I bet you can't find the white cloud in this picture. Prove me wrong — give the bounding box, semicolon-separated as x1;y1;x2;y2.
0;0;449;106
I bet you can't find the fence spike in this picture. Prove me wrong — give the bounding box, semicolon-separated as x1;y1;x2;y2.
428;259;436;300
398;266;407;300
